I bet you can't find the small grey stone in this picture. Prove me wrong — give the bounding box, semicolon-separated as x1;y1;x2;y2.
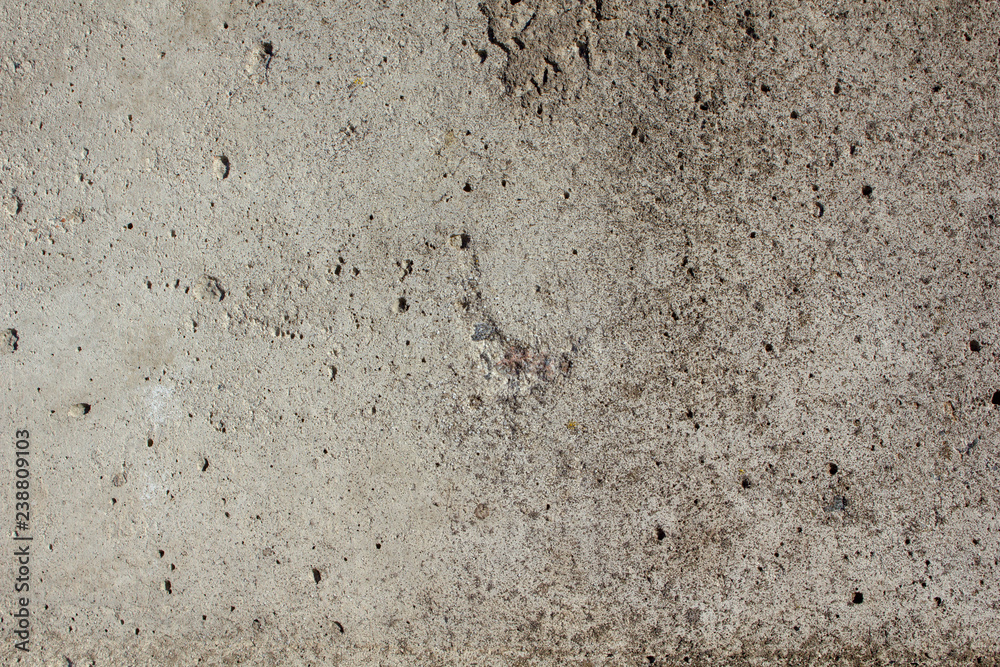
824;496;848;512
472;322;495;341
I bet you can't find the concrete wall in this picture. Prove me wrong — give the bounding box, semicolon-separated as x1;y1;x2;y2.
2;0;999;664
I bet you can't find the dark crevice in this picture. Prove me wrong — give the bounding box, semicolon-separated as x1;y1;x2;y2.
485;24;510;53
577;40;591;68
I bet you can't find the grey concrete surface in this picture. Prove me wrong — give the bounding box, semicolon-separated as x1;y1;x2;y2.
2;0;1000;664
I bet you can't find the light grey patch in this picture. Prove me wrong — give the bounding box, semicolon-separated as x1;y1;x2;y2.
824;496;848;512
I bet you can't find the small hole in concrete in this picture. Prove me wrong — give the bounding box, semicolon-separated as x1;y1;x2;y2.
852;591;864;604
862;185;873;198
970;340;981;352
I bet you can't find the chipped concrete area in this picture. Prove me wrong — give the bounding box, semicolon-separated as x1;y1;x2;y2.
2;0;1000;664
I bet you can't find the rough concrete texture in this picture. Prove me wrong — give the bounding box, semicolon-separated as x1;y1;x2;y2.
2;0;1000;664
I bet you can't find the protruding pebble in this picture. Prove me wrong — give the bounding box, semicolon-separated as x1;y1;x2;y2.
2;193;21;217
3;328;17;353
244;42;273;75
194;275;225;302
68;403;91;419
212;156;230;180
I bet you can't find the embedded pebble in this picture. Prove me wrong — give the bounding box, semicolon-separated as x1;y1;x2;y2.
2;193;21;217
68;403;91;418
472;322;495;341
3;328;17;353
244;42;273;75
194;276;225;302
212;155;230;180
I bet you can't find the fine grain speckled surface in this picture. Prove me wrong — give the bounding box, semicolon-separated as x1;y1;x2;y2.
2;0;1000;664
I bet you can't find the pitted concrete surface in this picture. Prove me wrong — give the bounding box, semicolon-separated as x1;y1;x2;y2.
2;0;1000;664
